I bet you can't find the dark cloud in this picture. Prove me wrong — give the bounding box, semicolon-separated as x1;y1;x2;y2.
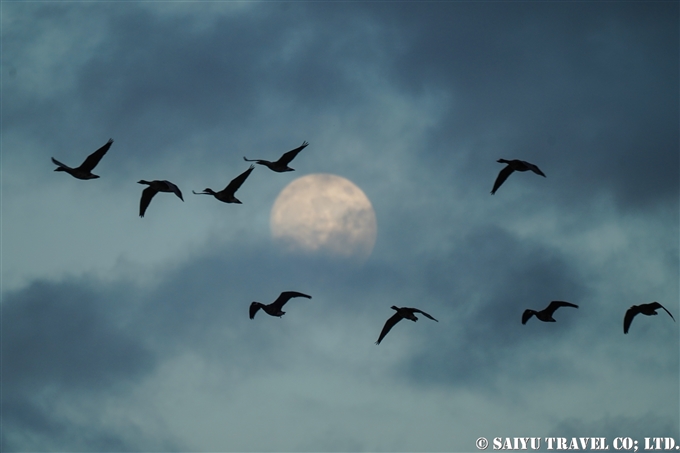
369;2;679;211
1;279;184;451
397;225;589;388
4;280;154;393
5;2;677;213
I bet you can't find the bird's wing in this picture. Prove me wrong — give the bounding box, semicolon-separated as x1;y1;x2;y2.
80;138;113;172
491;165;514;194
139;187;158;218
164;181;184;201
243;156;267;164
651;302;675;322
224;165;255;194
526;162;546;177
546;300;579;314
376;313;403;345
623;306;640;334
249;302;262;319
411;308;439;322
276;141;309;166
51;157;70;169
271;291;312;310
521;309;535;325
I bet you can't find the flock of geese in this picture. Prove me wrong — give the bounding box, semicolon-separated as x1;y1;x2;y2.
52;139;675;343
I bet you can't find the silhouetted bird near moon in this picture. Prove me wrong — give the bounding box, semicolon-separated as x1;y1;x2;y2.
137;180;184;217
623;302;675;334
192;165;255;204
249;291;312;319
522;301;578;324
51;138;113;180
375;306;438;345
243;141;308;172
491;158;546;194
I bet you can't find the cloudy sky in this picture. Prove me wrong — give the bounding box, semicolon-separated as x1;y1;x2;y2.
2;2;678;452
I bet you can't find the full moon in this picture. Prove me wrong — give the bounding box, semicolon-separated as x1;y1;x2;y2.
270;174;378;261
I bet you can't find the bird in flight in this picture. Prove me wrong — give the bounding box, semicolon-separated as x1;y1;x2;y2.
522;301;578;325
623;302;675;334
249;291;312;319
51;138;114;180
375;306;438;345
491;158;546;195
243;141;309;172
192;165;255;204
137;180;184;217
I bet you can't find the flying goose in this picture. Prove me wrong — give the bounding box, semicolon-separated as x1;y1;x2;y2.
249;291;312;319
375;306;438;345
137;180;184;217
192;165;254;204
51;138;113;180
623;302;675;334
522;301;578;324
243;141;308;172
491;158;546;195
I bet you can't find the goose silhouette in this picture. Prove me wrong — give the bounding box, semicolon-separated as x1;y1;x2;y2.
375;306;438;345
623;302;675;334
137;180;184;217
491;159;546;195
51;138;113;180
243;141;308;172
249;291;312;319
192;165;254;204
522;301;578;324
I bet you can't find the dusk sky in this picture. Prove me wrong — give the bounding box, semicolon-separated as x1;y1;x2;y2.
2;2;678;452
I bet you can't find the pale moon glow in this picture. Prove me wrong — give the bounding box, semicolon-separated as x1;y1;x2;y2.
270;174;378;260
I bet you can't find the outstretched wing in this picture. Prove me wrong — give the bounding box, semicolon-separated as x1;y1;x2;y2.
249;302;262;319
271;291;312;311
276;141;308;166
376;312;403;345
491;165;514;195
411;308;439;322
51;157;70;169
163;180;184;201
139;187;158;218
623;305;641;334
524;161;546;177
546;301;578;315
521;309;536;325
650;302;675;322
80;138;113;172
224;165;255;194
243;156;268;164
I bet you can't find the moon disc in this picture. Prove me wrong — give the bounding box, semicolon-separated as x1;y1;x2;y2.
270;174;377;261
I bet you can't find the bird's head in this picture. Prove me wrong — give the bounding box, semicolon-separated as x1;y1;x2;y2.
137;180;150;185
